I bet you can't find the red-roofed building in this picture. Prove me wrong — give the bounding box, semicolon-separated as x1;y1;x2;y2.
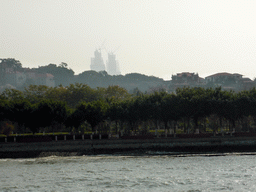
1;66;55;88
172;72;200;84
205;72;242;83
24;68;55;87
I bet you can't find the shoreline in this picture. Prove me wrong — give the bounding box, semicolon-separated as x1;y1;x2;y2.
2;137;256;158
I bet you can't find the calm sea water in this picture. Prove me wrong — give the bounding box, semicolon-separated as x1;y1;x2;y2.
1;153;256;191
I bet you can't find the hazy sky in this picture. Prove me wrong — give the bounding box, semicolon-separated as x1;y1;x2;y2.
1;0;256;80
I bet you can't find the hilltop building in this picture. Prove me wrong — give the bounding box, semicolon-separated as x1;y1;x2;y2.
106;53;121;75
24;68;55;87
171;72;201;84
90;49;105;72
205;73;242;83
168;72;205;92
0;61;55;90
205;72;255;91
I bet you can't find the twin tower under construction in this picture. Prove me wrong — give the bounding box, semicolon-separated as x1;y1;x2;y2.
90;49;121;76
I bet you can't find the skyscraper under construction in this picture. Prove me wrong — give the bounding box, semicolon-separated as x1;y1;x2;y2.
106;53;121;76
90;49;105;72
90;49;121;75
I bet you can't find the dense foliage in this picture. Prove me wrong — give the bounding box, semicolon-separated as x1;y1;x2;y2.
1;84;256;135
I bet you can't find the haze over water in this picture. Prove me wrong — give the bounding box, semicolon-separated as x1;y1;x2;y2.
1;153;256;191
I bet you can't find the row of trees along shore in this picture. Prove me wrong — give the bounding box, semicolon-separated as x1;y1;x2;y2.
1;84;256;136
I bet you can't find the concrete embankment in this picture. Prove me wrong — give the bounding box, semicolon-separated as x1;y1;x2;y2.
1;137;256;158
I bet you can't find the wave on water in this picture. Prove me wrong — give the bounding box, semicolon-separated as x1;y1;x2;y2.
2;151;256;163
2;152;256;191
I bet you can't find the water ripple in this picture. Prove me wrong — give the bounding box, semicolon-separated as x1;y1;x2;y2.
1;153;256;191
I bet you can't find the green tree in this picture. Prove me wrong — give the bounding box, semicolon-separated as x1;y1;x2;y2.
159;94;182;133
104;85;130;101
35;63;74;86
0;121;14;136
59;62;68;68
106;101;124;133
45;85;69;104
65;83;98;108
0;100;9;122
77;100;108;132
32;100;68;133
23;85;49;104
8;100;34;133
0;58;22;86
0;58;22;69
1;89;24;101
65;108;86;132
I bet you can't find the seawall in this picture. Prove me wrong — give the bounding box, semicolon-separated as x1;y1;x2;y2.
1;137;256;158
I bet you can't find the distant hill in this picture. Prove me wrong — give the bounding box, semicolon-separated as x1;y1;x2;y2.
0;58;165;92
2;58;256;93
73;71;164;92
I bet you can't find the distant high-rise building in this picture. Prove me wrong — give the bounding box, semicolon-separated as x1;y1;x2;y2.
90;49;105;72
106;53;121;75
